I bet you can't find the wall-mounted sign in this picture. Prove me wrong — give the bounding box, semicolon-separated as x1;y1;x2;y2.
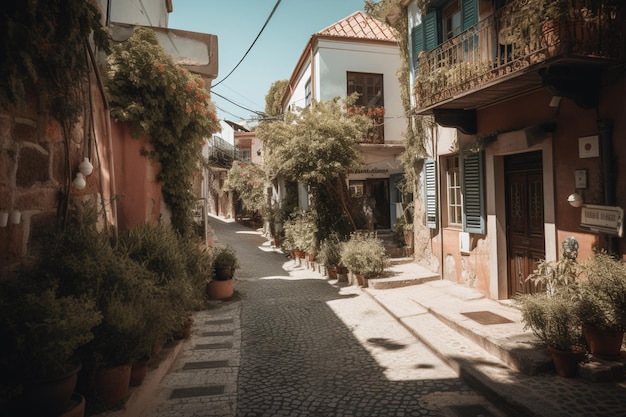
578;135;599;158
580;204;623;237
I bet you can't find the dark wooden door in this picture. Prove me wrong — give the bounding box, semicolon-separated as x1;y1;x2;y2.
505;152;545;297
367;179;390;229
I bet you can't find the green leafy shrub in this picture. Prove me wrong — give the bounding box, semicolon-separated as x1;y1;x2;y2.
516;292;582;351
340;232;389;278
317;233;343;268
282;211;318;254
577;251;626;331
0;279;102;378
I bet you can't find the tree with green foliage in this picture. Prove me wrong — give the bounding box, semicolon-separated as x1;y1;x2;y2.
257;96;371;230
106;27;220;237
264;79;289;117
225;161;268;214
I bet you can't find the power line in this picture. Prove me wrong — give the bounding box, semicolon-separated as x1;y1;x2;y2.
215;103;246;121
211;90;265;116
212;0;282;87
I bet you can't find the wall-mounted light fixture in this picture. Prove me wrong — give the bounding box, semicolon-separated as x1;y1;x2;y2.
0;210;8;227
73;172;86;190
567;192;584;208
79;157;94;176
9;210;21;225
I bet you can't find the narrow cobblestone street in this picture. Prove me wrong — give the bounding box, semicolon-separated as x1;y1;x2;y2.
208;218;505;417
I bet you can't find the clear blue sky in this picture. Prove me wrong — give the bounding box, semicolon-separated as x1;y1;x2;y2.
169;0;367;123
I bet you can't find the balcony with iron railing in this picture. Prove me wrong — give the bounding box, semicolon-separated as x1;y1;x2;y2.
206;136;244;167
414;0;624;113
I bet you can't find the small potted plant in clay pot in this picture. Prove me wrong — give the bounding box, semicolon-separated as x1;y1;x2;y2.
206;245;240;299
340;232;389;287
576;251;626;360
0;278;102;416
516;292;586;377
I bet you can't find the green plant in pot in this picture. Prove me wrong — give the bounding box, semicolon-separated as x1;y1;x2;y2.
576;250;626;359
318;233;343;271
340;232;389;285
0;278;102;416
516;292;585;377
206;245;239;300
212;245;240;280
517;238;587;377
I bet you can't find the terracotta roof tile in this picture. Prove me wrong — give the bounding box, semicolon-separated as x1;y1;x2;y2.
316;10;396;42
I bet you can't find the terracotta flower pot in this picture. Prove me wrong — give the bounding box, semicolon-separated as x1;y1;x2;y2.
59;393;85;417
583;324;624;360
548;345;586;378
182;316;194;339
206;279;234;300
94;363;131;406
20;363;81;417
130;359;149;387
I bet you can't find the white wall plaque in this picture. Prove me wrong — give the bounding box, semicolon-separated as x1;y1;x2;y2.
578;135;599;158
580;204;623;237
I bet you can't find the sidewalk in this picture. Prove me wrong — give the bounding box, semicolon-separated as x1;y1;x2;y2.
100;249;626;417
364;260;626;417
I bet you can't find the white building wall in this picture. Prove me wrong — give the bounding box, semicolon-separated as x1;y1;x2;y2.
107;0;169;27
316;39;404;144
284;39;403;145
285;65;312;112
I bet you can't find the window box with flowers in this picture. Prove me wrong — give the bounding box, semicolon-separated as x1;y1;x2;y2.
347;106;385;144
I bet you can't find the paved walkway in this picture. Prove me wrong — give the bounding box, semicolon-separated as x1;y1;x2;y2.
115;218;626;417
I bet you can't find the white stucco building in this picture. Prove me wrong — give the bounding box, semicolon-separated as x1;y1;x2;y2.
282;11;406;230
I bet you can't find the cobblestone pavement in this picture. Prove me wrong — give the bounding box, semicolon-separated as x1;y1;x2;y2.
211;221;502;417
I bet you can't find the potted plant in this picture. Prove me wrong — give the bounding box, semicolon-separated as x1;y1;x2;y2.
317;233;343;279
517;241;587;377
516;292;585;377
340;232;389;286
207;245;240;299
283;211;318;260
0;278;102;416
576;250;626;359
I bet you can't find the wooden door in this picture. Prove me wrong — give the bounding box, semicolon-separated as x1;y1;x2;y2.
366;179;390;229
506;152;545;297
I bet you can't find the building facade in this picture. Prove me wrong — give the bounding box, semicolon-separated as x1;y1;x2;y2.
405;0;625;299
282;11;407;231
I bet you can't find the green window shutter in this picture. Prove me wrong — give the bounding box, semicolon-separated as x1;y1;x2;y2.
411;24;424;68
461;151;484;234
462;0;478;30
424;158;438;229
423;11;438;51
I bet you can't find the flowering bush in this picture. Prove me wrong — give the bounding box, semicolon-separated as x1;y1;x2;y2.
106;27;220;236
225;162;267;214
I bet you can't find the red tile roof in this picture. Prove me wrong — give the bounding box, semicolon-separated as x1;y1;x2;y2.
316;10;396;42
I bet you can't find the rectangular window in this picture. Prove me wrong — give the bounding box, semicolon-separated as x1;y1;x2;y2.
410;0;478;70
443;1;462;40
347;72;383;107
305;78;312;108
349;180;365;198
446;155;462;226
461;150;485;234
424;159;438;229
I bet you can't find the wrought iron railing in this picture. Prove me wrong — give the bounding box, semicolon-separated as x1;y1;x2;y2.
207;136;244;164
415;0;624;110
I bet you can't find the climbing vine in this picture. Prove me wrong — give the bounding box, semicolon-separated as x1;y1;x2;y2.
365;1;428;191
106;27;220;237
0;0;109;123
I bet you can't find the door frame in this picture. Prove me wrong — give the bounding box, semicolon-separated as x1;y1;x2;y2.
484;129;557;300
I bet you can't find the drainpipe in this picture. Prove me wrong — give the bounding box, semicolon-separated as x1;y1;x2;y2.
598;119;617;254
